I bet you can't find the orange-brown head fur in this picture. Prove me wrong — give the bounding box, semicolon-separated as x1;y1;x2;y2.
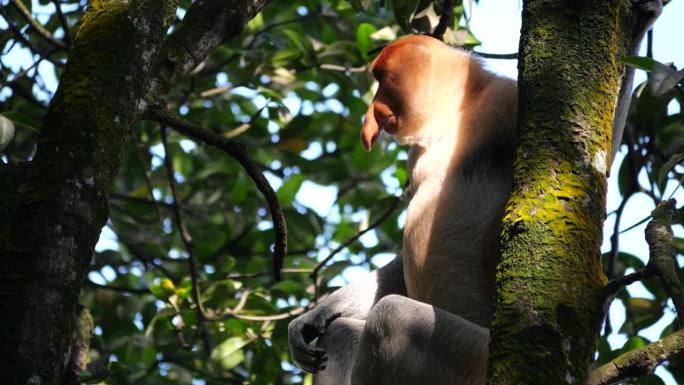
361;35;482;151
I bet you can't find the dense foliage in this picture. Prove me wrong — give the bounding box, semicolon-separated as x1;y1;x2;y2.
1;0;683;384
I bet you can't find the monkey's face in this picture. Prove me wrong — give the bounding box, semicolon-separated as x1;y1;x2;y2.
361;35;445;151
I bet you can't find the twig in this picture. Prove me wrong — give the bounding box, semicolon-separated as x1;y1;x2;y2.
606;191;635;280
0;48;55;89
431;0;454;40
471;51;518;60
226;306;305;322
51;0;71;46
10;0;68;50
587;328;684;385
319;63;367;73
246;14;318;49
110;193;176;211
111;202;159;225
227;267;312;280
619;214;651;235
160;126;212;355
128;128;163;224
604;269;651;298
311;192;405;298
160;126;207;316
0;7;63;68
85;279;151;295
144;108;287;280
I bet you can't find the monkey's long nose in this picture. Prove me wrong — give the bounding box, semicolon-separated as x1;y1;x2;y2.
361;104;380;151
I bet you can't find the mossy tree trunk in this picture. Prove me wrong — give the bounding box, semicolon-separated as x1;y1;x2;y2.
0;2;175;384
487;1;644;384
0;0;271;384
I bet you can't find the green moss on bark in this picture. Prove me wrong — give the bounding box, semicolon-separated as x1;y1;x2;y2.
487;1;641;384
0;2;175;384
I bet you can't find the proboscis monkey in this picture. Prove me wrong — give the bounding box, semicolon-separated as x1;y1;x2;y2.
288;3;661;384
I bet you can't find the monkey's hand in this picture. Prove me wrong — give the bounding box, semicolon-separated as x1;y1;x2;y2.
288;275;379;372
288;256;405;372
288;305;340;372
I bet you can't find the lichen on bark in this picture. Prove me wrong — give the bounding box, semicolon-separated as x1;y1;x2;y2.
487;1;642;384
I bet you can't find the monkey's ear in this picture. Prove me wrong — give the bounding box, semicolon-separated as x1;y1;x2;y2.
361;104;380;151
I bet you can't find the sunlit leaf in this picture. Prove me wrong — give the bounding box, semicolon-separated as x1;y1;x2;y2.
210;336;251;370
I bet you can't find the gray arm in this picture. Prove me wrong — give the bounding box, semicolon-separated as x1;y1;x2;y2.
288;255;406;373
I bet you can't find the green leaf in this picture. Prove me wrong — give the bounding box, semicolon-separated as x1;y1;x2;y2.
650;62;684;97
149;278;176;299
277;174;305;205
0;115;15;153
620;335;649;351
282;29;315;62
394;161;408;186
271;49;301;68
0;110;40;133
617;151;637;195
657;152;684;186
257;86;284;103
356;23;377;60
210;336;250;370
622;55;658;71
621;298;663;332
271;279;304;296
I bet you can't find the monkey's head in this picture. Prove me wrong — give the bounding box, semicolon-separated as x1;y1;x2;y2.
361;35;469;151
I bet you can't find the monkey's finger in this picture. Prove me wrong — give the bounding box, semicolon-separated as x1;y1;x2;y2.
293;346;326;369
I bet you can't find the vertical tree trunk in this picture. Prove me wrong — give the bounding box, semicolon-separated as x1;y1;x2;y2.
0;2;175;384
487;1;642;383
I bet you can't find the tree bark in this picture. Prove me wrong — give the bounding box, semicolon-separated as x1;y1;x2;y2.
0;0;276;383
487;1;643;384
0;2;175;384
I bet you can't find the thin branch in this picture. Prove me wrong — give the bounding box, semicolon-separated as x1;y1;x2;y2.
319;63;367;73
0;6;63;68
471;51;518;60
111;202;159;225
606;191;635;280
144;108;287;280
117;236;179;280
311;192;405;285
227;267;312;280
160;126;207;317
85;279;151;295
51;0;71;46
245;14;318;49
128;128;163;224
225;306;305;322
587;329;684;385
604;269;651;298
111;192;215;215
10;0;68;50
160;126;212;356
619;214;651;234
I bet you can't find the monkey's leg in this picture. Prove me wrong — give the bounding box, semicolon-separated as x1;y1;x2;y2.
351;294;489;385
313;317;365;385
